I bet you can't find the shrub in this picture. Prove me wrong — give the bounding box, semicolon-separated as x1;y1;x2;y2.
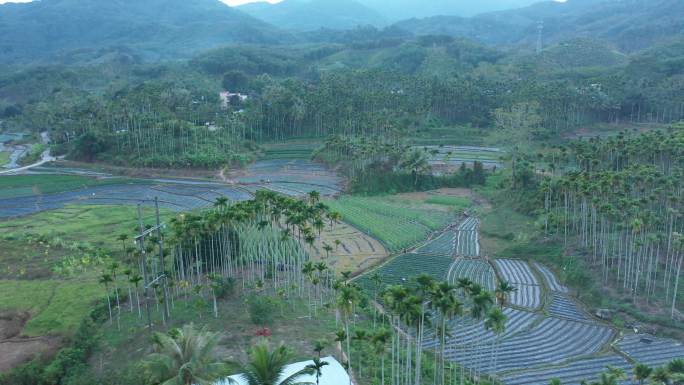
247;295;278;326
213;277;236;300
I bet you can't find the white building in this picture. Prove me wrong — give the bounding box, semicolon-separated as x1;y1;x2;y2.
216;356;350;385
220;91;248;109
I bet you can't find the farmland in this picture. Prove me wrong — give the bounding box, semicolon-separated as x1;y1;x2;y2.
0;204;171;279
325;195;454;252
387;218;684;385
0;174;141;199
0;159;343;218
305;221;388;274
419;145;504;172
447;258;495;291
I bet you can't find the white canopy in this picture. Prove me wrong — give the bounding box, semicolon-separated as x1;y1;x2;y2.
216;356;350;385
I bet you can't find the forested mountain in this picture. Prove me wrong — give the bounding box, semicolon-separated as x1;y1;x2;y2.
395;0;684;52
237;0;386;31
0;0;288;65
356;0;540;20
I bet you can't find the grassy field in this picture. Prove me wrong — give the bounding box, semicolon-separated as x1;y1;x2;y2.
0;151;10;166
0;278;104;336
325;195;454;251
0;174;141;199
424;195;471;211
0;204;175;337
0;205;172;279
258;139;321;160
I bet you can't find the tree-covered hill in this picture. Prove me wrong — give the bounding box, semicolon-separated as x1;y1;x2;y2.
237;0;386;31
395;0;684;53
356;0;540;20
0;0;290;65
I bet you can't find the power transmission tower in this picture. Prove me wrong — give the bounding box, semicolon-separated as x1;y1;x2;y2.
536;21;544;55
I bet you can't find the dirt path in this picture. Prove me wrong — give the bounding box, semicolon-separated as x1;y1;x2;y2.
0;131;63;175
0;311;61;372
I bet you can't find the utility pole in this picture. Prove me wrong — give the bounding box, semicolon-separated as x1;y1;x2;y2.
536;21;544;55
136;204;153;331
135;199;170;330
155;197;170;321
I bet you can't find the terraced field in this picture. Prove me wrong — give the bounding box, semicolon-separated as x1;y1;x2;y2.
616;334;684;367
355;217;468;291
358;212;684;385
424;308;538;349
494;259;542;310
447;258;496;291
233;159;343;197
419;145;504;171
501;355;632;385
454;217;480;256
548;294;589;321
305;221;388;274
444;316;615;374
534;262;568;293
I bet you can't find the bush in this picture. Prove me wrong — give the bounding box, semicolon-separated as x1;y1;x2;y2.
247;294;278;326
213;277;236;300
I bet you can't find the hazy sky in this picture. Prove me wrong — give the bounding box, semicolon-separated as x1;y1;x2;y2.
0;0;284;4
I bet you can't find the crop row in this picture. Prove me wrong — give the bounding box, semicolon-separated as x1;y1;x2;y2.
507;284;542;309
501;354;632;385
447;258;495;292
495;259;539;285
617;333;684;367
415;231;457;257
533;262;568;293
548;294;589;321
454;217;480;257
326;196;453;251
423;308;538;349
443;317;614;374
356;251;454;292
0;183;256;217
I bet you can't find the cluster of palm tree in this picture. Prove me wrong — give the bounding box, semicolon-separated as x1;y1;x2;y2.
104;190;344;327
539;129;684;318
333;272;509;385
313;135;421;179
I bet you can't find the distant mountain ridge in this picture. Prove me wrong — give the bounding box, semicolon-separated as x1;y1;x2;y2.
0;0;289;64
356;0;541;20
394;0;684;53
237;0;386;31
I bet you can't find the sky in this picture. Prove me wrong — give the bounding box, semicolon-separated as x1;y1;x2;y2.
0;0;283;3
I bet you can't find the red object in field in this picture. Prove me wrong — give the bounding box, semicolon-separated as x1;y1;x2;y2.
255;327;272;337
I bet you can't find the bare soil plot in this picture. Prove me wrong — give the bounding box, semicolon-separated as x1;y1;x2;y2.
0;311;62;372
